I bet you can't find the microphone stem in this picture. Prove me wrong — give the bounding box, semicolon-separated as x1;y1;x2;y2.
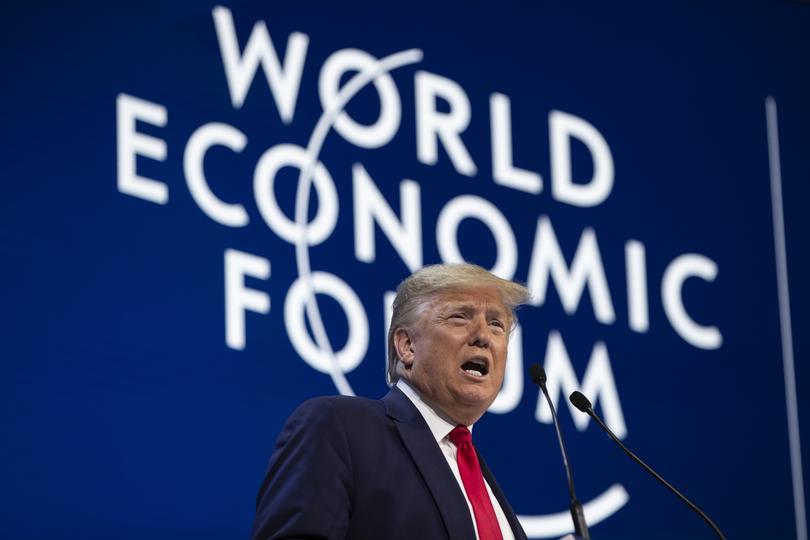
587;409;727;540
541;384;577;501
540;383;589;539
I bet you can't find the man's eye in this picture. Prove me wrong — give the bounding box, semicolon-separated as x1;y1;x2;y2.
490;320;504;328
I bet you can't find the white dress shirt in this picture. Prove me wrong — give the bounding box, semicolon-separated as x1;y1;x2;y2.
397;380;516;540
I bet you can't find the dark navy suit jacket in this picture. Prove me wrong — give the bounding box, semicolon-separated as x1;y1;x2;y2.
251;386;527;540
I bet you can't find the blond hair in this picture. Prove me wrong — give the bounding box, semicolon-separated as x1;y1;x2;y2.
386;263;530;385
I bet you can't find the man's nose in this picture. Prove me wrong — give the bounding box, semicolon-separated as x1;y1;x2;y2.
469;314;490;347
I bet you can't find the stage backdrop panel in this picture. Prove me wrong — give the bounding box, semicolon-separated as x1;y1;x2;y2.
2;2;809;539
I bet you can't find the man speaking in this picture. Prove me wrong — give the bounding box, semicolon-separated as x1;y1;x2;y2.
251;263;530;540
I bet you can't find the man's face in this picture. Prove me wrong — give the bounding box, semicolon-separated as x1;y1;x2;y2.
396;286;510;425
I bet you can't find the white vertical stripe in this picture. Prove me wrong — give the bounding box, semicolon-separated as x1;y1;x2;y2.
766;95;807;540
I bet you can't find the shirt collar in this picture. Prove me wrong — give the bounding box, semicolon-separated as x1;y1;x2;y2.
396;379;473;442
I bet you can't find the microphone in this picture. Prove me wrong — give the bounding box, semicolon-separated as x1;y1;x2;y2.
529;364;589;540
569;391;727;540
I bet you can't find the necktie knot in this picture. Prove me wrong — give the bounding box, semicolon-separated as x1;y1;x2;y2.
449;425;472;447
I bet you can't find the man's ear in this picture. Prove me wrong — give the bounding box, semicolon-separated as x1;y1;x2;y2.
393;327;415;368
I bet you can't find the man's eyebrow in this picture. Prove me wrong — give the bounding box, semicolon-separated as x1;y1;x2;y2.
442;302;507;317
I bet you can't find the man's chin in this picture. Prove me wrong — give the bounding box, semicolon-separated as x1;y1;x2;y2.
450;389;498;422
458;377;500;398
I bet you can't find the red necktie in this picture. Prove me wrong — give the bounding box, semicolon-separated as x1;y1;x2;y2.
449;425;504;540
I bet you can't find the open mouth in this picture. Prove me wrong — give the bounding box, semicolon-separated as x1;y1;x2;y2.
461;358;489;378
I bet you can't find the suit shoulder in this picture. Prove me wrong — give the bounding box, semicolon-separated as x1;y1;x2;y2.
289;394;385;423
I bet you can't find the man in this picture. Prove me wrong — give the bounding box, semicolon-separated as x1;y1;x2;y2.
251;263;530;540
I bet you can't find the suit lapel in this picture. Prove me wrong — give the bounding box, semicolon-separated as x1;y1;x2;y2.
383;387;476;540
479;452;528;540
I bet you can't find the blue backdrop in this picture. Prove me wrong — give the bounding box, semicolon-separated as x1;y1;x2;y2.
2;2;809;539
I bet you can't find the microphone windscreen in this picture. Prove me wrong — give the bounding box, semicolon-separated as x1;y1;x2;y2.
569;391;592;413
529;364;547;386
